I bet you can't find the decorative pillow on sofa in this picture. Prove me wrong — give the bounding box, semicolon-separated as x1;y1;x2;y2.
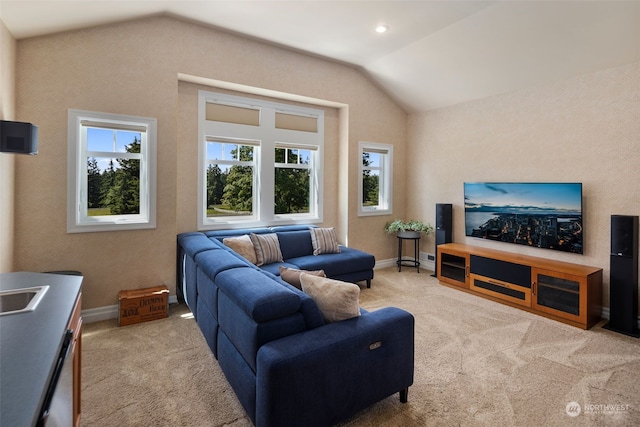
223;235;258;265
250;233;284;266
309;227;340;255
279;266;326;290
300;273;360;323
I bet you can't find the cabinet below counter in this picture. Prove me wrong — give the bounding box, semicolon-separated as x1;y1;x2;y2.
0;272;82;427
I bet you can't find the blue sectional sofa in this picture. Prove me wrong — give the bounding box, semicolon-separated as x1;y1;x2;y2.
176;225;415;427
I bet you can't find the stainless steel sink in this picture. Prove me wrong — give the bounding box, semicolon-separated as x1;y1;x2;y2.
0;286;49;316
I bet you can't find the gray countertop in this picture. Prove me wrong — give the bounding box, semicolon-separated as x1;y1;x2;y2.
0;272;82;427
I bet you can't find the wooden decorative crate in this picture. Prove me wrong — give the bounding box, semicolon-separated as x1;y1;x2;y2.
118;285;169;326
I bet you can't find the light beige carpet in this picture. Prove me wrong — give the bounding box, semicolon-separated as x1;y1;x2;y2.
81;268;640;426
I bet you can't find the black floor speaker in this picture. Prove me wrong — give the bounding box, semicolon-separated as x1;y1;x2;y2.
604;215;639;337
433;204;452;277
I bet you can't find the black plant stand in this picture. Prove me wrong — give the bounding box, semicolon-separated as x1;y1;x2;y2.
396;232;420;273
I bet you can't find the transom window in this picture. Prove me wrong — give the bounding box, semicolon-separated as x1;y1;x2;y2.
198;91;324;229
67;110;157;232
358;141;393;216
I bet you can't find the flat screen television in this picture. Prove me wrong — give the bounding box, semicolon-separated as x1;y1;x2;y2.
464;182;583;254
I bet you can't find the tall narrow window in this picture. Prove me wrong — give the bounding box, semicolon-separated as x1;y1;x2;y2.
205;138;257;218
274;144;317;215
68;110;156;232
358;141;393;216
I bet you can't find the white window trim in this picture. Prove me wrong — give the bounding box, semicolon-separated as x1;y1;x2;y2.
67;109;157;233
198;91;324;230
358;141;393;217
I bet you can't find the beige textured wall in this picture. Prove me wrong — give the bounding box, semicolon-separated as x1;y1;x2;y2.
15;16;406;309
0;19;16;273
407;61;640;309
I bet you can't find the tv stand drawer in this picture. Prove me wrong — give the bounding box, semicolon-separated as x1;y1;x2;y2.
470;255;531;288
470;274;531;307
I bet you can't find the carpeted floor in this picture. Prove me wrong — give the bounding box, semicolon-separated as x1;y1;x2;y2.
81;267;640;426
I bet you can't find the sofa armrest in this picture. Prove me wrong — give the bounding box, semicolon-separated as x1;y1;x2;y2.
256;307;414;427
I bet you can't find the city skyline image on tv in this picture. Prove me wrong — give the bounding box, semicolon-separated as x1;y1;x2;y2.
464;182;583;254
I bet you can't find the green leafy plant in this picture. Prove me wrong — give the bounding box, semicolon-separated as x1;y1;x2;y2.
384;219;434;235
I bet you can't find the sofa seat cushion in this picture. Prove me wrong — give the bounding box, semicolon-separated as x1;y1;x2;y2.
287;246;375;278
216;267;301;322
259;261;300;276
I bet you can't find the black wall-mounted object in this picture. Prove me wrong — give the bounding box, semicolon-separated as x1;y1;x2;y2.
0;120;38;155
604;215;639;337
433;203;453;277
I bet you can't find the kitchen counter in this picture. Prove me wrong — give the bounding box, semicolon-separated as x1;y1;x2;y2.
0;272;82;427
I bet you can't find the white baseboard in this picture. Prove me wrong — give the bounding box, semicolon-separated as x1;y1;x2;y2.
375;255;435;272
82;295;178;324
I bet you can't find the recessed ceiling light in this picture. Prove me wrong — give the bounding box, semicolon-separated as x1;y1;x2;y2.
375;25;389;34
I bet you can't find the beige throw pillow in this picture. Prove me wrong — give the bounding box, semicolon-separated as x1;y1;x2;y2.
249;233;284;266
309;227;340;255
300;273;360;323
279;266;326;289
223;235;257;265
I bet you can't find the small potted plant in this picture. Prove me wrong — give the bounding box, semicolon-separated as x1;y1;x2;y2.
384;219;434;238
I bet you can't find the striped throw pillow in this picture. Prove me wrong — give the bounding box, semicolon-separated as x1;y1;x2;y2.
249;233;283;266
309;227;340;255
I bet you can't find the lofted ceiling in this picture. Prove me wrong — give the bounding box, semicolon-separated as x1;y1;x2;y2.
2;0;640;112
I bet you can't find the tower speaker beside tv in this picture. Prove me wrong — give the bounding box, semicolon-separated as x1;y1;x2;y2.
604;215;639;337
433;203;453;277
0;120;39;155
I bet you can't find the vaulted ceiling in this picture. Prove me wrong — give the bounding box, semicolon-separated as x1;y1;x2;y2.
2;1;639;112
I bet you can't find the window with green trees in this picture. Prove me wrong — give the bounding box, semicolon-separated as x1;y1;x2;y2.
358;141;393;216
274;146;312;215
68;110;156;232
199;91;323;228
206;139;255;217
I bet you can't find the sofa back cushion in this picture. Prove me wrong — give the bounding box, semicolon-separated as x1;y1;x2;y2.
179;232;222;258
195;249;249;281
216;267;301;322
205;227;272;243
276;230;314;259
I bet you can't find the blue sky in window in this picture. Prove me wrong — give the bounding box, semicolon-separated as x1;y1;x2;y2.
87;128;141;172
366;152;380;167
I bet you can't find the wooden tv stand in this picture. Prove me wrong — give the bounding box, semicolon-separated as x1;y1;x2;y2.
437;243;603;329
